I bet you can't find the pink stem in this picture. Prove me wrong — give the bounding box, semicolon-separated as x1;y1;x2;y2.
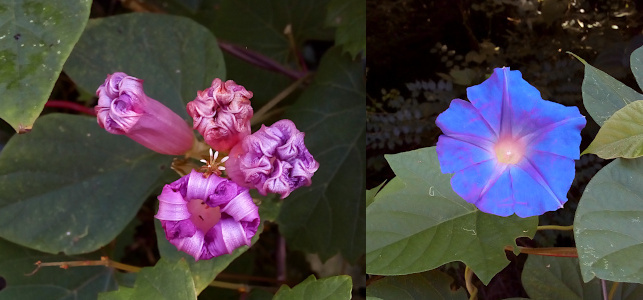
218;41;307;80
46;100;96;116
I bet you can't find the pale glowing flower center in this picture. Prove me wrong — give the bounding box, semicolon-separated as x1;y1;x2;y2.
187;199;221;232
494;138;526;165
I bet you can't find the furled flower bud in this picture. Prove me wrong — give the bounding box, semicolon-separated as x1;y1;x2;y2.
226;119;319;199
95;72;194;155
186;78;253;152
155;170;260;261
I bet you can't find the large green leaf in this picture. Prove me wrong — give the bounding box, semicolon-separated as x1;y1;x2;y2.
574;157;643;283
273;275;352;300
0;0;91;132
570;52;642;126
99;259;196;300
366;147;538;284
209;0;334;64
326;0;365;58
0;114;169;254
629;45;643;91
522;255;643;300
154;219;263;293
522;256;601;300
0;238;118;300
583;100;643;159
366;270;468;300
64;12;225;119
278;47;365;262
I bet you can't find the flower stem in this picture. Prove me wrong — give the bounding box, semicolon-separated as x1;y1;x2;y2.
27;257;272;292
536;225;574;231
608;281;620;300
464;265;478;300
601;279;608;300
251;73;311;126
45;100;96;116
504;246;578;257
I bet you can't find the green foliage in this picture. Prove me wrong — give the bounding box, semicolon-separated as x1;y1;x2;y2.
273;275;352;300
64;12;225;118
522;256;602;300
574;157;643;284
522;256;643;300
583;100;643;159
278;47;365;262
99;259;197;300
154;220;263;293
366;147;538;284
366;270;468;300
570;52;643;126
0;0;91;132
326;0;365;58
0;238;117;299
0;114;169;254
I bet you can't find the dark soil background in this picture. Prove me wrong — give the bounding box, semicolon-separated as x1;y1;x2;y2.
366;0;643;298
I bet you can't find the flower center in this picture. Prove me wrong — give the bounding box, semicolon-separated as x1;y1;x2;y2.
494;137;526;165
187;199;221;233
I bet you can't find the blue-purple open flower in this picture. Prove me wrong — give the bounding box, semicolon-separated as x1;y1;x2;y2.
155;170;260;260
436;67;586;217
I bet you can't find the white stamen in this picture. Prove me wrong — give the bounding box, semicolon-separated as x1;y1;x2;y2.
218;166;226;170
200;159;207;163
209;148;213;157
212;150;219;160
220;156;229;163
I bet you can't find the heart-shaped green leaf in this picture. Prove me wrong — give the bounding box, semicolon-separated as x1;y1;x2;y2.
273;275;352;300
583;100;643;159
366;147;538;284
522;255;643;300
574;157;643;284
326;0;365;58
99;259;196;300
570;52;642;126
64;12;225;119
0;0;91;132
0;237;118;300
0;114;169;254
154;219;263;293
278;47;365;262
366;270;468;300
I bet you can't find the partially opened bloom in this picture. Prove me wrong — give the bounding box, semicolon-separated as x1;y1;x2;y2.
226;119;319;199
436;67;586;217
155;170;260;260
96;72;194;155
187;78;254;152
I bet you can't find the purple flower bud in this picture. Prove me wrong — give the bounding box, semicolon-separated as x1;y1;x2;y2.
226;119;319;199
95;72;195;155
155;170;260;261
186;78;253;152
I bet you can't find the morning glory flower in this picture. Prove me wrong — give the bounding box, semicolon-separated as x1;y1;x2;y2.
155;170;260;260
436;67;586;217
95;72;195;155
226;119;319;199
186;78;254;152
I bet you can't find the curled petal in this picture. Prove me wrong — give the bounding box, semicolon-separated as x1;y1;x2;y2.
161;220;197;240
226;119;319;199
187;78;253;152
95;72;194;155
155;170;260;261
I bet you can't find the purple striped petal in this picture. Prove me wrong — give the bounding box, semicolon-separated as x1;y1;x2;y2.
155;170;260;261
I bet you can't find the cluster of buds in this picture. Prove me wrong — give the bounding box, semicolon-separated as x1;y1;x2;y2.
95;73;319;260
